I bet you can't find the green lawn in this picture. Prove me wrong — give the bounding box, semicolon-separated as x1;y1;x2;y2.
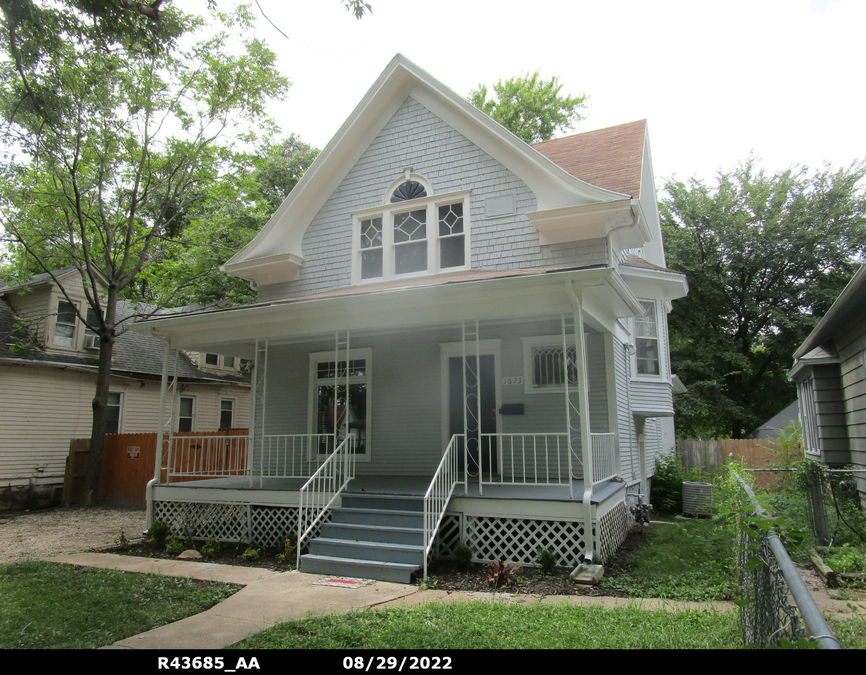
234;602;741;649
600;519;737;601
0;561;239;649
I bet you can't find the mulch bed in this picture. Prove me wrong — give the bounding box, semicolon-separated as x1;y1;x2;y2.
112;529;646;598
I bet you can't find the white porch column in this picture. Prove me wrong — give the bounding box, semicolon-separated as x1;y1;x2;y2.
147;339;172;529
566;281;595;562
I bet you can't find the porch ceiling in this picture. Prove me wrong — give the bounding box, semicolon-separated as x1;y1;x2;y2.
130;266;640;356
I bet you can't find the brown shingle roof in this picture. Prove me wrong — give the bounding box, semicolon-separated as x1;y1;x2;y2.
532;120;646;198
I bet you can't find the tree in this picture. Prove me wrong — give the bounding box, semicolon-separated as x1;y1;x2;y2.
0;2;289;499
468;72;587;143
662;159;866;439
129;134;320;306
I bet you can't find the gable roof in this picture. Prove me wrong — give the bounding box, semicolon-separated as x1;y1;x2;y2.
223;54;639;284
532;120;646;198
0;266;110;295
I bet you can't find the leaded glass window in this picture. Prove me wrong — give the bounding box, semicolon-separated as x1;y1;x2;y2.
393;209;427;274
532;346;578;388
438;202;464;268
360;216;383;279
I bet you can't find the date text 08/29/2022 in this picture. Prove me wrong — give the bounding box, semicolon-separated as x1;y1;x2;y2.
156;656;456;672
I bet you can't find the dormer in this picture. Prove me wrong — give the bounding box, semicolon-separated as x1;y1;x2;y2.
0;267;108;355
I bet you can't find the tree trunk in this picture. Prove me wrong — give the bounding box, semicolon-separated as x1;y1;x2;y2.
83;286;119;503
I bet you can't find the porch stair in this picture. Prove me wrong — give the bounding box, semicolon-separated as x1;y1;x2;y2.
300;492;428;584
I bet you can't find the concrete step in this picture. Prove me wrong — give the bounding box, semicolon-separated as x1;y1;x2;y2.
320;521;424;546
309;537;424;566
300;554;419;584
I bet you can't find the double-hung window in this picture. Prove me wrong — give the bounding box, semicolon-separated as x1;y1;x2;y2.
54;300;77;348
354;185;470;283
635;300;661;376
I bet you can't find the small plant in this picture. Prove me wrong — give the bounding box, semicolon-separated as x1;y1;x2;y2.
485;560;511;588
114;527;130;549
651;453;686;514
277;535;295;565
182;517;196;550
536;546;557;575
165;537;184;555
146;519;169;549
241;545;261;561
201;537;221;559
453;541;472;571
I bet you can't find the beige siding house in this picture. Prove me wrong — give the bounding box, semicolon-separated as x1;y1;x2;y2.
0;268;250;507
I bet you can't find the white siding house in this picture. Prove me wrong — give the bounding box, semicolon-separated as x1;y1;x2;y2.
0;269;250;507
130;55;688;582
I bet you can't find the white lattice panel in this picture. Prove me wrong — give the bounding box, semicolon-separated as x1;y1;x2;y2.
464;516;587;567
596;500;628;563
154;501;250;542
434;515;462;558
250;506;300;547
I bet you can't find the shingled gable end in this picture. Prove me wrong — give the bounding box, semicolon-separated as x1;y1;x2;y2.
131;55;687;582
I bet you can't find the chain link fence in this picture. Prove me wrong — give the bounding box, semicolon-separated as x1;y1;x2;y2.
735;474;841;649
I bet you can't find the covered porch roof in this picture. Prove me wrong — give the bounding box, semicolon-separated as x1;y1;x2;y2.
129;266;644;357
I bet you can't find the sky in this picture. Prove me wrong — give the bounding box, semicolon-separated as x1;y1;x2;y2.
223;0;864;190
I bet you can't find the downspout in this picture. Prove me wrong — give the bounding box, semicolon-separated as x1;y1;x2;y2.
565;281;595;563
147;337;172;530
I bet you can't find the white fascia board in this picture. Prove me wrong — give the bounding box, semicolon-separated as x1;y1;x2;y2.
619;266;689;301
225;55;629;280
221;252;304;287
526;199;636;245
132;267;626;351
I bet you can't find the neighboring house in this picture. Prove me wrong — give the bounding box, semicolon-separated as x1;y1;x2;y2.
0;267;251;507
755;401;800;440
790;263;866;502
129;55;688;582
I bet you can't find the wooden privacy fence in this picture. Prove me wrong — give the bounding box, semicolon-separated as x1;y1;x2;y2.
676;438;782;489
64;429;249;508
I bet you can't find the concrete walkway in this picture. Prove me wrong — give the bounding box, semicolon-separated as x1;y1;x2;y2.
49;553;739;650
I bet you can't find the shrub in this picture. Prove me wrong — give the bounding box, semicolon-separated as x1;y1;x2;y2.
277;536;295;565
536;547;557;575
201;537;221;559
146;520;169;549
114;527;130;549
453;541;472;571
242;545;261;561
824;544;866;574
165;537;184;555
651;453;685;514
485;560;510;588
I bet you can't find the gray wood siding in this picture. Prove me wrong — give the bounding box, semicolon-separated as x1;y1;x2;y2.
614;336;639;484
257;97;608;302
629;381;674;414
257;318;613;478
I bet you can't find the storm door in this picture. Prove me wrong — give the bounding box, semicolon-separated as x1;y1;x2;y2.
448;355;497;478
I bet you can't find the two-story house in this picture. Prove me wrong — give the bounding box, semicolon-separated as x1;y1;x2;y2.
0;267;251;508
130;55;688;582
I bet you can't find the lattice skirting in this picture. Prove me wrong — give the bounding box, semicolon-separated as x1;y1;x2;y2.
435;498;629;568
153;501;321;547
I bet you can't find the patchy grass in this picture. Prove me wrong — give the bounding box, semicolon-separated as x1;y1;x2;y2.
0;561;239;649
828;615;866;649
233;602;741;649
600;519;736;601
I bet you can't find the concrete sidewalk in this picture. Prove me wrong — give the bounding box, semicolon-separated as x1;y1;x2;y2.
49;553;738;649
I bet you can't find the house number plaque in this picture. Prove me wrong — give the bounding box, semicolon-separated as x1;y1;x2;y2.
502;376;523;386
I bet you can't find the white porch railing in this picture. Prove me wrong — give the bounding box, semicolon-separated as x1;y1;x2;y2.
296;434;357;566
256;433;332;480
478;433;574;488
423;434;464;580
591;433;617;484
165;434;248;482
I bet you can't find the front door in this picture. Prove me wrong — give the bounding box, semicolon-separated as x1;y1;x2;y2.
448;355;497;478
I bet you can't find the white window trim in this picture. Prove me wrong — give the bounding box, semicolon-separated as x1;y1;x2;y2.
306;347;372;462
351;189;471;285
520;334;586;395
798;377;820;456
219;397;236;430
51;297;80;350
178;395;196;433
106;391;123;435
631;299;667;382
202;353;240;372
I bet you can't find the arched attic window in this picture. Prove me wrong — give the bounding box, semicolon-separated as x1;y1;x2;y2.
390;180;427;203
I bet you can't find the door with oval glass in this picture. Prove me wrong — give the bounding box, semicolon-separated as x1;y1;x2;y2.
448;354;497;479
